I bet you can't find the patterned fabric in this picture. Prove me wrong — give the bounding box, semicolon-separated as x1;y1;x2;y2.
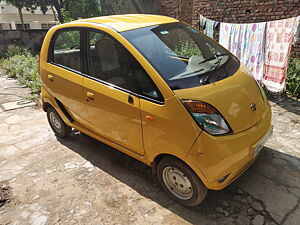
262;17;297;92
219;22;266;81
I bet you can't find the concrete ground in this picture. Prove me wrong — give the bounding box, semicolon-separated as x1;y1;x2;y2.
0;74;299;225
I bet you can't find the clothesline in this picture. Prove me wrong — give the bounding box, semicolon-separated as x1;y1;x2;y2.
199;16;300;43
199;15;300;93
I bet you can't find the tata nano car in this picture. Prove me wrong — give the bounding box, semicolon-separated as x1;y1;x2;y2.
39;14;273;206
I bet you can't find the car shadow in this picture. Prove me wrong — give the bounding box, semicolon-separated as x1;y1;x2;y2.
268;95;300;116
57;132;300;224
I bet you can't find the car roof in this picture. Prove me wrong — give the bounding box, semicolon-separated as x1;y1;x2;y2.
76;14;178;32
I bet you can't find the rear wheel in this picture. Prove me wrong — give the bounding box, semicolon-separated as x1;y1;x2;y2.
47;106;71;138
157;157;207;207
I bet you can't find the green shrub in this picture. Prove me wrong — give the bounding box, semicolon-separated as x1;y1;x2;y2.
0;51;6;59
6;45;32;58
0;46;40;99
174;42;202;58
287;58;300;97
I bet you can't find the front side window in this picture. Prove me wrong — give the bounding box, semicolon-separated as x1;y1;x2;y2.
87;30;162;102
50;29;81;72
122;22;240;90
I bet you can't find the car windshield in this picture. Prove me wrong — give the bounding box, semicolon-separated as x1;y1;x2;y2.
121;22;240;90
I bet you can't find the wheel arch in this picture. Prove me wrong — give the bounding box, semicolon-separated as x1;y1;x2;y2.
42;101;52;112
151;154;190;178
42;95;74;125
150;153;209;189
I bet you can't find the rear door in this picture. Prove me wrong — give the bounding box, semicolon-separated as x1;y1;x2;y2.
82;29;159;155
44;28;89;123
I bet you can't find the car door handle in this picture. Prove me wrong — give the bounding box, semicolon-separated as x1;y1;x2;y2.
48;74;54;81
86;92;95;100
128;95;134;104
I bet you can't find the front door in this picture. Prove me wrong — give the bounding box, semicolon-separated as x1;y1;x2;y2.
82;29;144;155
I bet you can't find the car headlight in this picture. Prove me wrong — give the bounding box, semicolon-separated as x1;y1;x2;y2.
182;100;232;135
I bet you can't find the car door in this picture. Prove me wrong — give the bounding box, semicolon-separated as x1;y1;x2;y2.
82;29;154;155
45;28;89;123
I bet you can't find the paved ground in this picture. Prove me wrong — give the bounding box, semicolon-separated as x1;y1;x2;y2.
0;74;299;225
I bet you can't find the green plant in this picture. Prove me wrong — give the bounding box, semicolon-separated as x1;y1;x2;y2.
287;58;300;97
6;44;32;57
174;41;202;58
60;8;74;23
0;51;6;59
0;45;40;99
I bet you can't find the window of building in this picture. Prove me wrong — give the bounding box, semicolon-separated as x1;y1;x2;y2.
41;23;55;29
16;23;30;30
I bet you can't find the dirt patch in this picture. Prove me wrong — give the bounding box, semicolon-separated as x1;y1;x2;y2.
0;181;11;208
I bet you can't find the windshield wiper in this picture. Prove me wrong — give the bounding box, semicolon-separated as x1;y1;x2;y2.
198;56;217;65
198;53;229;64
216;53;228;57
207;58;222;72
201;58;223;85
168;54;189;60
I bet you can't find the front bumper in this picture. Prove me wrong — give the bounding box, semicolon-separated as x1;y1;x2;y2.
185;104;272;190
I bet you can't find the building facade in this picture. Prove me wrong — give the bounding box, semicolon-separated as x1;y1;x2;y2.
0;1;57;30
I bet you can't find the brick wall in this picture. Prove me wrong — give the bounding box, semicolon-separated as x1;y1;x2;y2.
158;0;300;58
158;0;193;25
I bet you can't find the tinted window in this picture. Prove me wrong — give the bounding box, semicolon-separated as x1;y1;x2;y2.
51;29;81;72
87;30;162;101
121;22;240;90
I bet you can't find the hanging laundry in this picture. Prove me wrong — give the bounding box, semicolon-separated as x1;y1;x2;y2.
293;16;300;44
204;19;218;39
199;15;206;29
219;22;266;81
262;17;297;93
199;15;219;39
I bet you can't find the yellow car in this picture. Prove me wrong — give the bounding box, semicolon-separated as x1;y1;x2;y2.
39;14;273;207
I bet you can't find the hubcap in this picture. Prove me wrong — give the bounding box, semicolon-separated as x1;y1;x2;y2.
49;111;62;132
162;166;193;200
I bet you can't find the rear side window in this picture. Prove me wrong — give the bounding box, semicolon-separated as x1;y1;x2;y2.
49;29;81;72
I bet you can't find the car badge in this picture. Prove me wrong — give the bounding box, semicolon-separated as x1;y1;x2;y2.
250;103;257;111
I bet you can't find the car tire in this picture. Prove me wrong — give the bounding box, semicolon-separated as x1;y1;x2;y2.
47;106;71;138
157;156;207;207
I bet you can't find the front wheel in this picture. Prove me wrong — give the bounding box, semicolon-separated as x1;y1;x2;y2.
157;157;207;207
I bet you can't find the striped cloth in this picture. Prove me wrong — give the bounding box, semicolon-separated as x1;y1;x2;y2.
262;17;297;92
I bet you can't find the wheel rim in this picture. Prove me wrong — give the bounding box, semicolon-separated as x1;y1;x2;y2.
49;111;62;133
162;166;193;200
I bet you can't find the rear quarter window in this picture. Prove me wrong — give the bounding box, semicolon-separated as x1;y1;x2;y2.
48;29;81;72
